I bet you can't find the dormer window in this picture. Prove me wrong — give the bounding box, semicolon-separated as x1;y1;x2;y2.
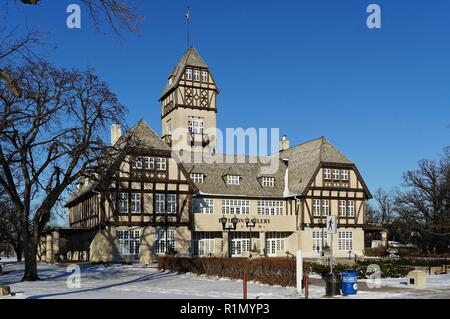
201;70;208;82
194;70;200;81
190;173;204;183
262;176;275;187
332;169;340;180
227;175;240;186
186;68;192;80
324;168;332;180
341;170;349;181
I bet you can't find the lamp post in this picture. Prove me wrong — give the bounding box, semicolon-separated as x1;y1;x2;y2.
220;214;239;258
245;217;257;258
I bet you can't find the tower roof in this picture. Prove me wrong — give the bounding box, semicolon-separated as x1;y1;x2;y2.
160;47;210;100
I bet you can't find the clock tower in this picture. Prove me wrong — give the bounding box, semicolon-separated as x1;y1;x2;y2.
159;47;219;153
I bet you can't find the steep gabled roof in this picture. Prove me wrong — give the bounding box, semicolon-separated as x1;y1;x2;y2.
279;137;353;196
160;47;212;100
122;119;171;151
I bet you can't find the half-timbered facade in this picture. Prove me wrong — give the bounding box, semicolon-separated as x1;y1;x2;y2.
65;120;194;263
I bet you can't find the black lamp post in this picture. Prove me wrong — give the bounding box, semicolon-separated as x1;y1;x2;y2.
245;217;257;258
220;214;239;258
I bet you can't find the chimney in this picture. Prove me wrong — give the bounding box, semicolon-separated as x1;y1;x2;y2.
280;135;290;151
111;124;122;145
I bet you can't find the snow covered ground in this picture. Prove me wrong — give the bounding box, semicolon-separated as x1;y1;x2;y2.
0;261;449;299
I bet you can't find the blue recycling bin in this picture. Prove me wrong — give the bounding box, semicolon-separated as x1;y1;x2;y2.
341;271;358;296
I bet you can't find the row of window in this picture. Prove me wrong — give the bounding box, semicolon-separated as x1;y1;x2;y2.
312;231;353;252
194;199;284;215
313;199;355;217
189;173;275;187
185;68;208;82
117;230;354;258
132;157;167;171
118;192;177;214
324;168;349;182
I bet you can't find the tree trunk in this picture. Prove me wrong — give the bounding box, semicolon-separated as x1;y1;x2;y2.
22;237;39;281
15;243;23;262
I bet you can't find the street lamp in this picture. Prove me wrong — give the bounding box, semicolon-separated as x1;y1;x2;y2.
220;214;239;258
245;217;257;258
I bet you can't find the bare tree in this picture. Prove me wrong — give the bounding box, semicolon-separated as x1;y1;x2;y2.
373;188;394;227
394;151;450;253
16;0;142;37
0;191;22;261
0;59;127;280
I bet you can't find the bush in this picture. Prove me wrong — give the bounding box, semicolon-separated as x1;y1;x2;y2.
158;257;297;287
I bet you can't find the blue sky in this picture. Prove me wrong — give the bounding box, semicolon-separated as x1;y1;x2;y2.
5;0;450;198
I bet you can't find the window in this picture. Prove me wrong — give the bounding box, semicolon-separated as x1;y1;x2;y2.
226;175;240;185
186;68;192;80
339;200;347;217
190;173;204;183
194;198;214;214
201;71;208;82
257;200;284;216
193;232;215;256
156;158;166;171
230;233;250;256
313;199;321;216
312;231;329;252
188;118;204;134
166;120;172;135
155;194;165;214
324;169;332;180
117;230;140;257
131;193;141;214
154;228;175;254
322;199;330;216
167;194;177;213
341;170;349;181
222;199;249;215
262;176;275;187
333;169;340;180
132;157;142;169
265;232;286;256
339;231;353;251
118;192;128;213
143;157;154;170
348;201;355;217
194;69;200;81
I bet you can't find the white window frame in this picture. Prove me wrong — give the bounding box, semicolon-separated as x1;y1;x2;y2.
143;156;154;170
339;231;353;251
190;173;204;183
201;70;208;82
324;168;332;180
156;158;167;171
333;169;340;180
194;198;214;214
167;194;177;214
341;169;349;181
186;68;192;80
193;69;200;81
265;232;286;256
188;118;204;134
312;231;329;252
262;176;275;187
348;200;355;217
257;200;283;216
130;193;141;214
155;194;165;214
132;157;142;169
193;232;215;257
313;199;321;216
118;192;128;214
339;200;347;217
117;230;140;257
222;199;249;215
226;175;240;185
230;232;250;257
154;228;175;254
166;120;172;135
322;199;330;216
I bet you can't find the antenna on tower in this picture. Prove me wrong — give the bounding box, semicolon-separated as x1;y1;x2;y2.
185;6;191;48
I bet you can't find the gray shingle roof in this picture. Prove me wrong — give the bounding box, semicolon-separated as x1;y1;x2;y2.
160;47;209;100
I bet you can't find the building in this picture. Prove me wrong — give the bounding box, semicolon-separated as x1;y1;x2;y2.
54;47;374;264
